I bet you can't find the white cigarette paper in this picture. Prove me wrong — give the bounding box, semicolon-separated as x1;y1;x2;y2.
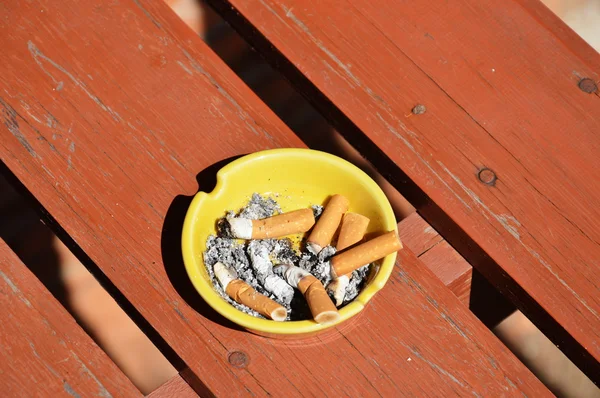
214;261;239;288
228;218;253;239
213;262;287;321
248;242;294;306
326;275;349;307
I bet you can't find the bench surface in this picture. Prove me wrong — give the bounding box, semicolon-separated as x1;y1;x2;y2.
1;0;598;395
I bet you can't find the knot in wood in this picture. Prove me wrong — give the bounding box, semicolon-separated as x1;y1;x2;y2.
578;78;598;94
411;104;427;115
228;351;249;368
478;168;497;186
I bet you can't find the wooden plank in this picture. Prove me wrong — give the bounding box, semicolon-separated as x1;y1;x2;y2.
398;213;471;305
147;374;197;398
420;241;472;306
398;212;444;257
0;239;141;397
0;0;548;394
513;0;600;71
205;0;600;377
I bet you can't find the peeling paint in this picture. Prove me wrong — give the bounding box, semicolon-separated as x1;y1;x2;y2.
0;271;32;307
176;60;193;76
63;382;81;398
70;352;112;397
1;98;37;157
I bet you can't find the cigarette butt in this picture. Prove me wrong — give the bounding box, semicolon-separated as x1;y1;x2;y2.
277;264;340;324
336;213;370;251
307;194;349;253
327;213;370;305
331;231;402;278
298;275;340;324
214;262;287;321
228;208;315;240
326;275;350;307
226;280;287;321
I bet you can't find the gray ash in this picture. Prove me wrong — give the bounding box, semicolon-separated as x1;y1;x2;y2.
311;204;324;219
254;238;300;265
204;193;371;320
203;236;264;318
344;265;370;304
239;193;280;219
298;245;335;285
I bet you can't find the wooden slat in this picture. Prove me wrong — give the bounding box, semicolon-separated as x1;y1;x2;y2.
397;212;444;257
147;374;197;398
0;0;548;395
398;213;471;305
205;0;600;377
0;239;141;397
420;241;472;306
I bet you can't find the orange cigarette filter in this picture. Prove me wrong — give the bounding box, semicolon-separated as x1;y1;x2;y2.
297;274;340;324
253;208;315;239
328;213;370;306
307;194;349;253
226;279;287;321
336;212;370;251
229;208;315;240
331;230;402;278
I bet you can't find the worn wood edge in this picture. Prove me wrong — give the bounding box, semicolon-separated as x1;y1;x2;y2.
0;162;211;396
200;0;600;382
147;373;198;397
0;238;142;396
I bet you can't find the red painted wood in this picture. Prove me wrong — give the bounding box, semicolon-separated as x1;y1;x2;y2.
147;374;197;398
0;0;548;394
399;213;471;305
513;0;600;71
206;0;600;374
420;241;472;306
398;212;444;257
0;239;141;397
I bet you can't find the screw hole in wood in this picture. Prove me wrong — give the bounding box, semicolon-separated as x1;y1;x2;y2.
478;168;497;186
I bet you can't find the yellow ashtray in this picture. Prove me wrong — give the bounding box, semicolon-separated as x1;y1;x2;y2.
182;148;398;337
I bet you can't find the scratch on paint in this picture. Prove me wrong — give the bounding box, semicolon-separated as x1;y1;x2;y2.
28;41;122;122
63;382;81;398
176;60;193;76
403;345;467;389
30;342;60;377
70;352;112;397
0;271;32;307
1;98;37;157
438;162;599;320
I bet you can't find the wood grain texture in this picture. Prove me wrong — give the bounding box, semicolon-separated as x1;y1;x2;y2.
147;374;197;398
0;239;141;397
0;0;550;395
205;0;600;377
